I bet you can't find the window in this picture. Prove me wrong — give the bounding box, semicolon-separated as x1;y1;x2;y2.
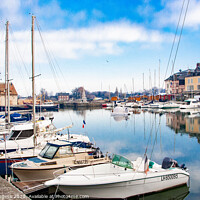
187;85;194;91
198;78;200;83
191;79;193;83
188;79;190;84
39;143;59;159
198;85;200;90
9;129;34;140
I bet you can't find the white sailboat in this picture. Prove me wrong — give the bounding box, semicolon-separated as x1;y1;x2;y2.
45;154;189;199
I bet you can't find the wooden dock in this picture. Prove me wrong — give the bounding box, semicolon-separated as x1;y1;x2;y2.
0;177;30;200
12;180;46;195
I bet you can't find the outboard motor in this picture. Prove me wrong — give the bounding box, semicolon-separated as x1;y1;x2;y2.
93;147;104;158
162;157;179;169
180;163;187;170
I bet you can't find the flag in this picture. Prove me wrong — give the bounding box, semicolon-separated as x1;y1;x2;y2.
144;154;149;174
82;120;86;128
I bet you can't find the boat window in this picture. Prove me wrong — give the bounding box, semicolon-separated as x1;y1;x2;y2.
112;154;133;169
39;144;50;157
9;129;34;140
59;146;72;155
39;144;59;159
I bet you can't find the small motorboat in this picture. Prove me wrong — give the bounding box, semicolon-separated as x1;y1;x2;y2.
0;131;91;176
111;106;131;116
10;140;109;181
45;154;189;199
180;99;200;109
160;102;180;109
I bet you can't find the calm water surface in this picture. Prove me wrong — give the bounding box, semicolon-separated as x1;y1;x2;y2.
51;108;200;200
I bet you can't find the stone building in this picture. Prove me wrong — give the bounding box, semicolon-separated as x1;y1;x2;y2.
0;83;18;106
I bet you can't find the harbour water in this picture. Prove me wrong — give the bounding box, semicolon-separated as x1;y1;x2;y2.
49;108;200;199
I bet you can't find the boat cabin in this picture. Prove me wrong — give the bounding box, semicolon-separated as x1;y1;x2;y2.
39;141;73;159
8;129;33;140
185;98;198;105
39;141;94;160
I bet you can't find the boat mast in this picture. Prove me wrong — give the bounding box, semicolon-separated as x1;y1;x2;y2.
154;69;156;100
109;85;110;101
132;78;134;99
32;15;36;146
143;73;144;102
5;21;10;125
158;59;160;97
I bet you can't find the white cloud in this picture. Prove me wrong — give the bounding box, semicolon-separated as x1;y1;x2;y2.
154;0;200;30
0;20;171;64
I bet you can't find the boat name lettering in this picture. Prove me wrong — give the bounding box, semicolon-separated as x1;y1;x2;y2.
161;174;178;181
74;160;88;164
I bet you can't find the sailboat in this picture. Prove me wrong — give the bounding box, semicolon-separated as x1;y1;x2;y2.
0;17;52;177
0;19;54;153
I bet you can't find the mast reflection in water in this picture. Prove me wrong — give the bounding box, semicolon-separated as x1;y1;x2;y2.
40;108;200;199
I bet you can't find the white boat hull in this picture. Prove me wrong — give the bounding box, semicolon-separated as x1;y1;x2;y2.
57;172;189;199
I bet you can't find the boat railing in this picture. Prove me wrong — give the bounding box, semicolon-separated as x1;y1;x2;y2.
53;169;134;179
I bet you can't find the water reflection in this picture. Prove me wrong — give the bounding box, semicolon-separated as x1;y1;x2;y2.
128;185;189;200
51;108;200;199
113;115;129;122
166;111;200;143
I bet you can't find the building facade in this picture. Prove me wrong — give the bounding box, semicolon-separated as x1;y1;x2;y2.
165;63;200;99
165;72;186;100
0;83;18;106
185;76;200;97
57;93;69;102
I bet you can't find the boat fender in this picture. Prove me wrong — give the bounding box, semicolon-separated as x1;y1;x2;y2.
71;146;73;153
63;165;66;173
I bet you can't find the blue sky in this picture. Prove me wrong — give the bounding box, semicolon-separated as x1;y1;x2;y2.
0;0;200;96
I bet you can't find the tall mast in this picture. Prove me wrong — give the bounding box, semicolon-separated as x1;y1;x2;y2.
5;21;10;124
109;85;110;101
32;15;36;146
143;73;144;102
154;69;156;98
159;59;160;95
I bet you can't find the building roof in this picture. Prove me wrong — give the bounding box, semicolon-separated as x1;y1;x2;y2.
0;83;18;95
165;69;195;81
57;92;69;96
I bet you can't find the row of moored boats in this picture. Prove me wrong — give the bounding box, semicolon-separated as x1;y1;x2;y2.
0;112;190;199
